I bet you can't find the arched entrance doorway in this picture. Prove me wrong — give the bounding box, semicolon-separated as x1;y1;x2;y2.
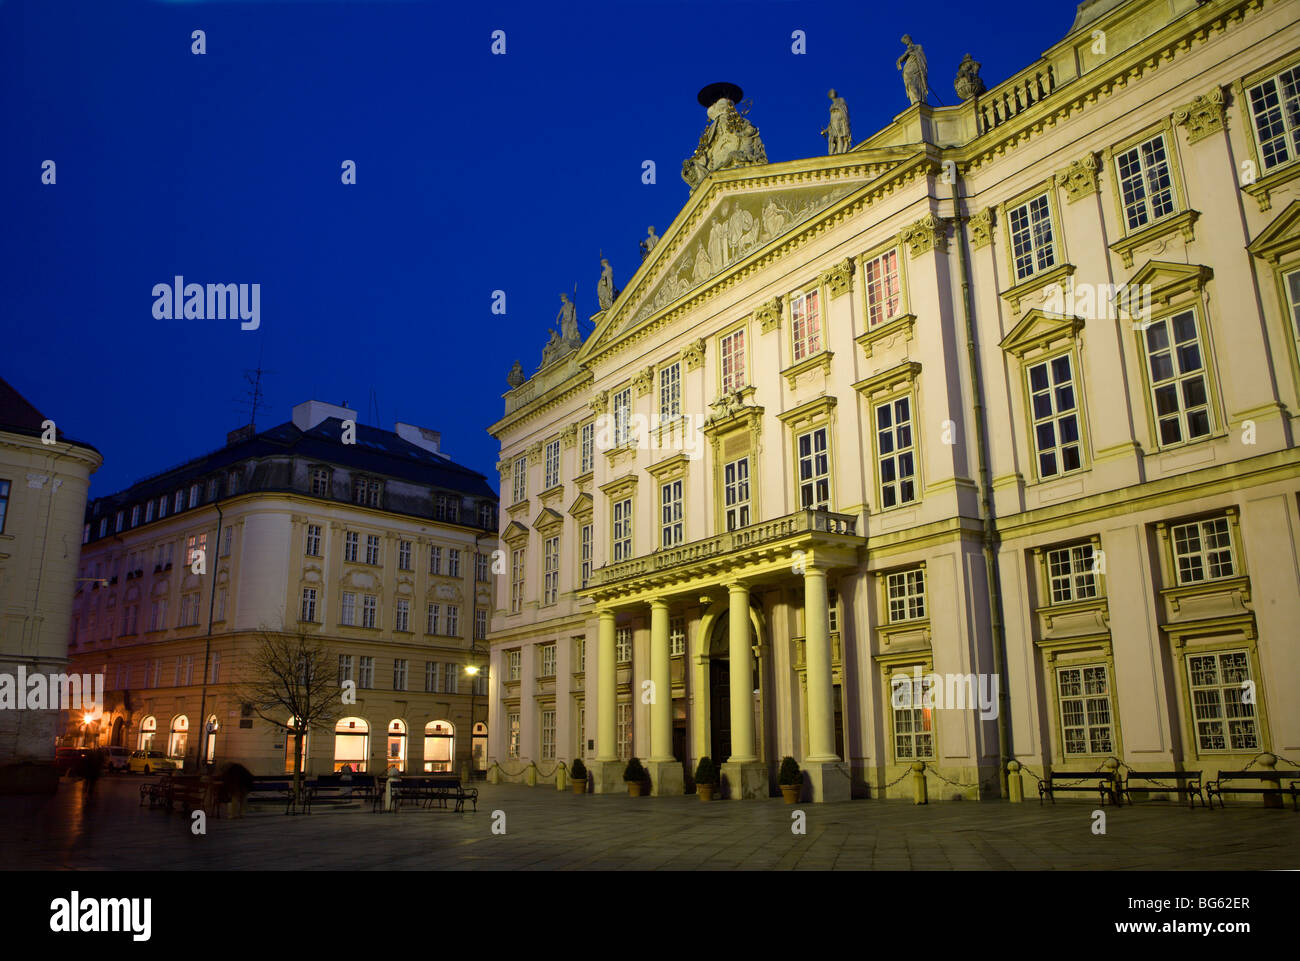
333;717;369;772
138;715;156;752
110;716;125;748
707;614;732;763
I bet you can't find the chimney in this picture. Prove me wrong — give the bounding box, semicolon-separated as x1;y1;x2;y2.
292;400;358;432
226;425;255;447
395;422;445;457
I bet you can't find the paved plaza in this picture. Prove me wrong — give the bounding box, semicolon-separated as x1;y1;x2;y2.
2;776;1298;871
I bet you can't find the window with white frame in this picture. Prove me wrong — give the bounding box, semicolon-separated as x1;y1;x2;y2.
361;594;377;628
311;468;331;497
426;604;440;635
354;478;382;507
1143;309;1211;447
617;702;632;760
613;388;632;446
720;328;746;394
338;655;353;685
306;524;321;556
227;470;239;495
478;502;493;528
540;643;556;677
660;480;683;548
1027;353;1082;478
1008;193;1056;281
174;491;184;513
220;526;233;557
507;649;521;681
507;713;520;759
616;627;632;664
429;545;442;575
144;501;154;524
209;651;221;684
1187;650;1258;752
158;495;167;519
115;511;124;533
580;523;593;588
1247;65;1300;172
1171;515;1236;585
189;484;200;508
1115;133;1177;231
344;531;358;562
541;709;556;760
446;605;459;636
340;592;357;626
543;536;560;604
475;551;489;582
580;422;595;473
864;248;902;328
425;661;438;693
131;505;140;527
724;456;751;530
150;598;168;631
398;540;412;571
512;456;528;503
891;671;934;760
886;568;926;622
365;534;381;565
828;587;839;633
875;396;917;508
300;588;317;623
545;439;561;490
575;637;586;672
358;656;374;689
1057;665;1113;755
395;598;410;632
510;548;525;614
393;658;408;691
475;608;487;641
797;426;830;510
448;549;460;578
1046;543;1098;603
790;288;822;362
659;362;681;420
612;498;633;561
206;478;217;501
669;616;686;657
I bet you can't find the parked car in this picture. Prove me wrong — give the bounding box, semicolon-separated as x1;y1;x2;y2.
127;750;179;774
54;747;91;774
107;746;130;772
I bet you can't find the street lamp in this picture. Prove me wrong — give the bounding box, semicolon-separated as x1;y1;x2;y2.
464;643;484;780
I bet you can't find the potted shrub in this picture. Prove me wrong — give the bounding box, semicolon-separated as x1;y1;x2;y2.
779;756;803;803
695;756;717;802
623;757;647;797
570;757;588;795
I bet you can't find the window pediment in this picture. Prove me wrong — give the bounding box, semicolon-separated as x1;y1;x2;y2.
1246;199;1300;264
1108;209;1200;269
853;361;922;399
567;491;593;519
501;520;530;546
646;453;691;483
599;473;638;501
1123;259;1212;307
532;507;564;533
777;395;837;432
1000;308;1085;359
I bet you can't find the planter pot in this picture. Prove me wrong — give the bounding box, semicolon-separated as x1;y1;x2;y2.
627;781;643;797
571;778;587;795
697;783;715;802
781;784;801;804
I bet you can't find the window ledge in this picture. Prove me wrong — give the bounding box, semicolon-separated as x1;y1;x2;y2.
1109;209;1200;268
1242;160;1300;213
855;314;916;359
781;350;833;389
999;262;1076;313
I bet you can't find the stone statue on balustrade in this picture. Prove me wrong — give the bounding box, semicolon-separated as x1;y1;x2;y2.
897;35;929;106
821;89;851;155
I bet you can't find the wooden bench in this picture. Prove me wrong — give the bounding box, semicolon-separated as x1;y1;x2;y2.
305;773;378;813
385;776;478;813
140;775;217;814
247;776;300;815
1206;770;1300;810
1119;770;1204;808
1038;770;1117;806
139;776;171;809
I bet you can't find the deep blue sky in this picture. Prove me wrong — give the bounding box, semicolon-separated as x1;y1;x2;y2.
3;0;1076;496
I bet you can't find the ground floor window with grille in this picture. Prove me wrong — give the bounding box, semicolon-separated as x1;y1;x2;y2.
891;672;934;760
617;702;632;759
540;709;556;760
1187;650;1257;752
507;713;520;759
1056;665;1113;755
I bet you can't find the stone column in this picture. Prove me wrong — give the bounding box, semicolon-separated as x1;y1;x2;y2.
801;565;850;802
647;599;683;796
593;609;621;794
722;582;767;799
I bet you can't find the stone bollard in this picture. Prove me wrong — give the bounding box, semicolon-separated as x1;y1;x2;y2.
1008;760;1023;803
383;775;396;812
526;762;538;787
487;763;501;785
912;761;928;805
461;760;470;783
200;775;215;814
556;765;567;792
1259;753;1282;809
1102;757;1119;804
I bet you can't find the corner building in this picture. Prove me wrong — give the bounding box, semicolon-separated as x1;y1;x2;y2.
488;0;1300;801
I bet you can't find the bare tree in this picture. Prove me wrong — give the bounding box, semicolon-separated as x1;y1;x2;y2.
239;630;341;809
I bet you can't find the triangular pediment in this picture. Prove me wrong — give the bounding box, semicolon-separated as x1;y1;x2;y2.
1247;200;1300;264
1000;309;1085;358
1126;259;1212;305
501;520;530;545
532;507;564;532
566;491;593;518
578;149;923;361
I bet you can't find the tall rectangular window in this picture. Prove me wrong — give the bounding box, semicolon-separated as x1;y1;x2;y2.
659;363;681;420
1144;309;1211;447
427;603;440;635
540;644;557;677
580;523;593;588
425;661;438;693
1284;267;1300;344
580;422;595;474
475;551;489;582
338;655;354;685
344;531;358;562
543;535;560;604
131;505;140;527
361;594;377;628
1057;665;1113;755
340;592;356;626
158;496;167;519
365;534;381;565
617;702;632;760
660;480;683;548
1115;133;1176;230
209;651;221;684
864;248;902;328
886;568;926;622
669;616;686;657
790;289;822;362
429;546;442;575
1008;193;1056;281
720;328;746;394
512;456;528;503
358;656;374;689
311;468;331;496
876;396;916;508
507;649;521;681
189;484;200;508
448;549;461;578
443;663;459;694
174;491;184;513
616;627;632;664
891;672;934;760
797;427;830;510
393;659;408;691
511;548;525;614
395;598;410;632
1247;65;1300;172
1171;515;1236;585
398;540;412;570
1187;651;1257;752
508;713;520;759
220;526;233;557
1027;353;1082;478
475;608;487;641
545;439;561;490
541;709;556;761
446;605;459;636
0;481;11;535
724;457;751;530
612;498;633;561
306;524;322;556
300;588;317;623
1047;543;1098;603
144;501;154;524
613;388;632;446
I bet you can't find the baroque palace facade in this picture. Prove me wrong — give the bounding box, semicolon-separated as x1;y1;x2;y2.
487;0;1300;802
69;400;498;776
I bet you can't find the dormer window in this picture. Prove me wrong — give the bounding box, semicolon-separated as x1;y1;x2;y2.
353;477;382;508
310;467;332;497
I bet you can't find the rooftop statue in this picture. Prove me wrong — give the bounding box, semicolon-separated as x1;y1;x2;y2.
557;291;580;346
682;83;768;192
506;360;525;389
897;35;929;106
821;88;851;155
540;328;564;368
954;53;986;100
596;257;620;311
640;226;659;261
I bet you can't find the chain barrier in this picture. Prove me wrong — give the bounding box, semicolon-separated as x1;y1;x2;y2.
923;766;980;790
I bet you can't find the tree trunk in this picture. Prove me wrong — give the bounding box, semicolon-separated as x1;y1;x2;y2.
292;730;305;813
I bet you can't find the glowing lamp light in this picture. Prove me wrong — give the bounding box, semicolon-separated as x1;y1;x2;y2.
464;665;480;676
82;713;94;725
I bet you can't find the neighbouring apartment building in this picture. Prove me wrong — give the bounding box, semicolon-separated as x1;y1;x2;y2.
0;377;101;793
487;0;1300;801
69;400;498;776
